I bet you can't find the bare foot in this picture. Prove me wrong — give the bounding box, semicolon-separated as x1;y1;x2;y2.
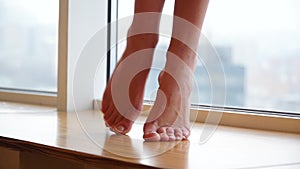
102;32;158;134
143;52;194;141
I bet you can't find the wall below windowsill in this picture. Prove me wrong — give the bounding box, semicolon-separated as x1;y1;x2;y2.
0;101;300;169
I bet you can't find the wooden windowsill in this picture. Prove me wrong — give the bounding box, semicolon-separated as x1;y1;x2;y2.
0;90;57;107
0;102;300;169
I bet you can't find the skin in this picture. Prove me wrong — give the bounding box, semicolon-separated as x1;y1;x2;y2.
102;0;209;141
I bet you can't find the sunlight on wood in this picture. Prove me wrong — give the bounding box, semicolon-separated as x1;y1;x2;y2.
1;102;300;168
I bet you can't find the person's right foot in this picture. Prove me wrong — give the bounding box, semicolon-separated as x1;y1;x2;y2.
102;32;158;134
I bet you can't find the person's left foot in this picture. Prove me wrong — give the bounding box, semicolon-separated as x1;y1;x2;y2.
143;54;194;141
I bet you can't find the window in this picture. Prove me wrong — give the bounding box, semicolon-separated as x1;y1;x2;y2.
113;0;300;114
0;0;59;93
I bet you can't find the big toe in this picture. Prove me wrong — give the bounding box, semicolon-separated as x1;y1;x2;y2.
143;123;160;141
143;124;177;142
112;118;133;134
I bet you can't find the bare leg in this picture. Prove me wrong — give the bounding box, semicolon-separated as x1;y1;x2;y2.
143;0;209;141
102;0;165;134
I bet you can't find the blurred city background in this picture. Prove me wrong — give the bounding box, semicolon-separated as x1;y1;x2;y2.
118;0;300;113
0;0;299;113
0;0;58;92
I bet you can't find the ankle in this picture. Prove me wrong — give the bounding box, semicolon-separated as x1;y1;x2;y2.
127;34;159;49
127;27;159;49
167;39;197;69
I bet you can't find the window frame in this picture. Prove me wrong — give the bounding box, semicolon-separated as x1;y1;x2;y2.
0;0;62;107
0;0;299;133
106;0;119;83
0;89;57;106
0;0;106;112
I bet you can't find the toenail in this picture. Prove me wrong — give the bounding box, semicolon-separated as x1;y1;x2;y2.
176;136;182;140
116;125;125;133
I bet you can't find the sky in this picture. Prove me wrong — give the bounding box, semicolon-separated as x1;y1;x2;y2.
117;0;300;112
2;0;59;24
0;0;299;111
118;0;300;33
118;0;300;64
0;0;58;91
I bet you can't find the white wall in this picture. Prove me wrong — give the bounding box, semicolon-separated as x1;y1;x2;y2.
68;0;107;112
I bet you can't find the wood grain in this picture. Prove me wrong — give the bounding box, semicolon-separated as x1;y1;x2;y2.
0;102;300;168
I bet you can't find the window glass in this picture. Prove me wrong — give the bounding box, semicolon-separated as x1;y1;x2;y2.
0;0;59;93
117;0;300;113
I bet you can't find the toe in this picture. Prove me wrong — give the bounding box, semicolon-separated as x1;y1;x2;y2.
158;127;171;141
143;132;160;141
182;128;190;140
174;128;183;140
115;125;125;133
159;132;169;141
166;127;176;141
157;127;167;134
143;122;157;135
143;123;161;141
109;126;125;135
114;118;133;134
166;127;174;135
